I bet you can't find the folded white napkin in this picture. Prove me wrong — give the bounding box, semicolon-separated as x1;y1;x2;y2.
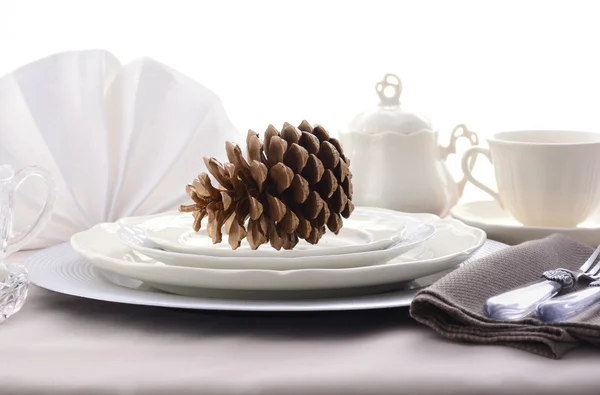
0;50;243;249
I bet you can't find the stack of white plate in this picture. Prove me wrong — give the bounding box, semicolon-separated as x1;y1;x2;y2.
27;207;496;311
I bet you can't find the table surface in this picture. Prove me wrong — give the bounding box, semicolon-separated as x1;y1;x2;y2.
3;251;600;395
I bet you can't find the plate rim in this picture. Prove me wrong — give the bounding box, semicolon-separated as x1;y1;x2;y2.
26;239;505;312
450;200;600;246
73;217;486;275
117;206;429;259
108;213;437;270
451;200;600;232
67;216;486;291
139;207;408;259
26;244;419;312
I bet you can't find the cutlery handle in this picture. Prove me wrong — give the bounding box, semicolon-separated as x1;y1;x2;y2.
484;280;562;320
536;284;600;322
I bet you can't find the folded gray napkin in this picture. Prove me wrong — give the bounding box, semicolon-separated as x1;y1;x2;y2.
410;234;600;359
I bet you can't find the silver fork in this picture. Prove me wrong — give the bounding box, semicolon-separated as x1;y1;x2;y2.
484;245;600;321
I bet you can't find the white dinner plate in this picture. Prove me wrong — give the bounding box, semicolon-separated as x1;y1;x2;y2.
114;210;436;270
115;209;439;270
127;207;408;258
451;200;600;246
70;216;486;292
26;240;505;311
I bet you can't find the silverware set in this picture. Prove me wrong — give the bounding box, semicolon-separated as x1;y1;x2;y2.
484;245;600;322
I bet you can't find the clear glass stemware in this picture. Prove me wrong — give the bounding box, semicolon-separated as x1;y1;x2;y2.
0;164;55;322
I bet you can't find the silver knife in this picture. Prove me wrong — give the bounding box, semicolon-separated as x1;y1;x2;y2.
536;279;600;322
484;245;600;320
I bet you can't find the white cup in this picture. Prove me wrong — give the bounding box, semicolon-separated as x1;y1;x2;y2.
461;130;600;228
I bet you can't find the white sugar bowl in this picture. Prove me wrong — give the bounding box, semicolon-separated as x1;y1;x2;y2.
339;73;479;216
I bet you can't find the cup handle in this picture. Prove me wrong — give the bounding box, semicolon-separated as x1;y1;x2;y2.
6;166;56;256
441;124;480;196
460;146;502;207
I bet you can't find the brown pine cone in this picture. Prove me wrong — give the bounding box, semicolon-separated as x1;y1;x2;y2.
179;120;354;250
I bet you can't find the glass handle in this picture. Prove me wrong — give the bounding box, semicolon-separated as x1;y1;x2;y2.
6;166;56;256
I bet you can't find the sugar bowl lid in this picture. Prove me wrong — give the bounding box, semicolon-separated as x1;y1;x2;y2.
347;73;432;135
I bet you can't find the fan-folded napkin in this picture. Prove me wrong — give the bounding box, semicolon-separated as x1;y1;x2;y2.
0;50;244;249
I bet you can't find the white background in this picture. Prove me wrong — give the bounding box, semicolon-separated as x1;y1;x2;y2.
2;0;600;200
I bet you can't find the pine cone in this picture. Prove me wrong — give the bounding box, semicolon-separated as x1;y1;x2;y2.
179;120;354;250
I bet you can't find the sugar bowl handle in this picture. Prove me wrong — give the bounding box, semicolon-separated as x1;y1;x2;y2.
6;166;56;256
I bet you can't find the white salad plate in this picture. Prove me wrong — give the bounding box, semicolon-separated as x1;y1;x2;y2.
125;207;408;258
69;215;486;293
114;210;436;270
451;200;600;246
27;239;504;312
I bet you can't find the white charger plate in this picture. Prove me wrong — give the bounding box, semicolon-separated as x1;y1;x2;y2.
125;207;408;258
70;216;486;292
26;240;505;311
113;211;436;270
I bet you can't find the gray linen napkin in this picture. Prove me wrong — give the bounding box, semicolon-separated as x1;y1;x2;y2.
410;234;600;359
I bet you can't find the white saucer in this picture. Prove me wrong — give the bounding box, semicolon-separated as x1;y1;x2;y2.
450;200;600;246
26;241;506;312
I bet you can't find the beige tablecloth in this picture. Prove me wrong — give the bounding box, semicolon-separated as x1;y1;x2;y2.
3;252;600;395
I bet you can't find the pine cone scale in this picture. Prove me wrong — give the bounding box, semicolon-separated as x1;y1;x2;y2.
281;125;301;145
302;155;324;184
290;175;310;203
269;163;294;193
248;196;263;220
249;161;268;192
299;132;320;154
266;194;286;222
